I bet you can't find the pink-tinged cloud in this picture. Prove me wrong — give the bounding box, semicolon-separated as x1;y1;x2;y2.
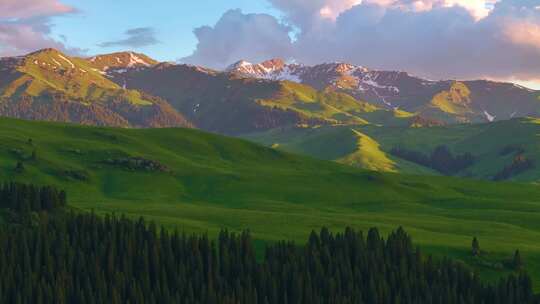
0;22;71;56
375;0;501;20
185;0;540;85
318;0;363;20
0;0;74;19
0;0;81;57
504;20;540;49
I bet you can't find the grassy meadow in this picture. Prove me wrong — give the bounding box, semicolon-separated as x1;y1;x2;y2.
0;117;539;287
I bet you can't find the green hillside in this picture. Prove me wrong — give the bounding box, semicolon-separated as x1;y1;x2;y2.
245;118;540;181
3;48;133;102
0;49;191;128
109;64;413;134
255;81;415;126
1;117;540;286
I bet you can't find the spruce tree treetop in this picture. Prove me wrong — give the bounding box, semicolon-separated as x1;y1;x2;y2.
472;237;480;256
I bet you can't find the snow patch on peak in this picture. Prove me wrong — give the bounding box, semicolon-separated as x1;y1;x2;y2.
483;110;496;122
127;52;150;67
57;54;75;69
513;83;536;92
357;72;400;94
226;60;253;71
51;58;62;67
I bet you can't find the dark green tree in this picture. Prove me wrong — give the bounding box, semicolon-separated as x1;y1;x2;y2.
14;161;24;173
513;250;523;270
0;187;536;304
31;149;37;161
472;237;480;256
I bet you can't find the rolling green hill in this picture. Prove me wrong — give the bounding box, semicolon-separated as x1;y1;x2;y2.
0;49;191;128
244;117;540;182
1;117;540;287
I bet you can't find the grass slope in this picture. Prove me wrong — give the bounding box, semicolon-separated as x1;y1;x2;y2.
244;126;438;175
1;118;540;287
338;130;397;172
245;118;540;181
5;49;151;105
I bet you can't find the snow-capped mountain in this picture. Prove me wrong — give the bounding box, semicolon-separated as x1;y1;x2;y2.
87;51;158;72
226;59;540;123
226;59;429;110
226;59;303;82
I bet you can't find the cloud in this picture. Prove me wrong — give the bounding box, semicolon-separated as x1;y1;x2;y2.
98;27;159;48
184;0;540;84
181;9;294;68
0;0;81;57
0;0;74;20
293;0;540;81
503;20;540;49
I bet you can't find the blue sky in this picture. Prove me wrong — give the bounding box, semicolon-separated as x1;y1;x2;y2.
50;0;281;61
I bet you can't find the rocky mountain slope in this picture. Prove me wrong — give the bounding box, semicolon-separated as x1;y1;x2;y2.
86;51;158;72
0;49;191;128
1;48;538;133
107;62;411;134
227;59;540;124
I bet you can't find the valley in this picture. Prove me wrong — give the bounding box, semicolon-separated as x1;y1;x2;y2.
4;1;540;302
244;117;540;182
0;117;540;287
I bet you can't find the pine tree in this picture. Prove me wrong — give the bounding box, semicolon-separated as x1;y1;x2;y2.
14;161;24;173
472;237;480;256
513;250;523;271
0;190;536;304
31;150;37;161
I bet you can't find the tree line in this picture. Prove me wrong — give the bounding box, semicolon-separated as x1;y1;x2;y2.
0;181;66;212
0;182;536;303
390;145;475;175
493;154;535;181
0;214;536;303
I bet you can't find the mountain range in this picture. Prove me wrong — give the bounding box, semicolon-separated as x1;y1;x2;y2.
0;49;538;181
2;49;538;130
226;58;540;124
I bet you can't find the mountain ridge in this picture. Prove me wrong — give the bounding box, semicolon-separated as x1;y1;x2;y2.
1;48;539;134
226;58;540;123
0;49;192;128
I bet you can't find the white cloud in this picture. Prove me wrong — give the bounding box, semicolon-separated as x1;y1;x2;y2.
184;0;540;85
181;9;293;68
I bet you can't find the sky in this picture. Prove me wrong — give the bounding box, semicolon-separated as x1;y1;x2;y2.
1;0;540;89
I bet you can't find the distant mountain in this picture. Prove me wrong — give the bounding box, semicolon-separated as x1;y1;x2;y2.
227;59;540;123
107;62;412;134
0;49;538;133
86;51;158;72
0;49;191;128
